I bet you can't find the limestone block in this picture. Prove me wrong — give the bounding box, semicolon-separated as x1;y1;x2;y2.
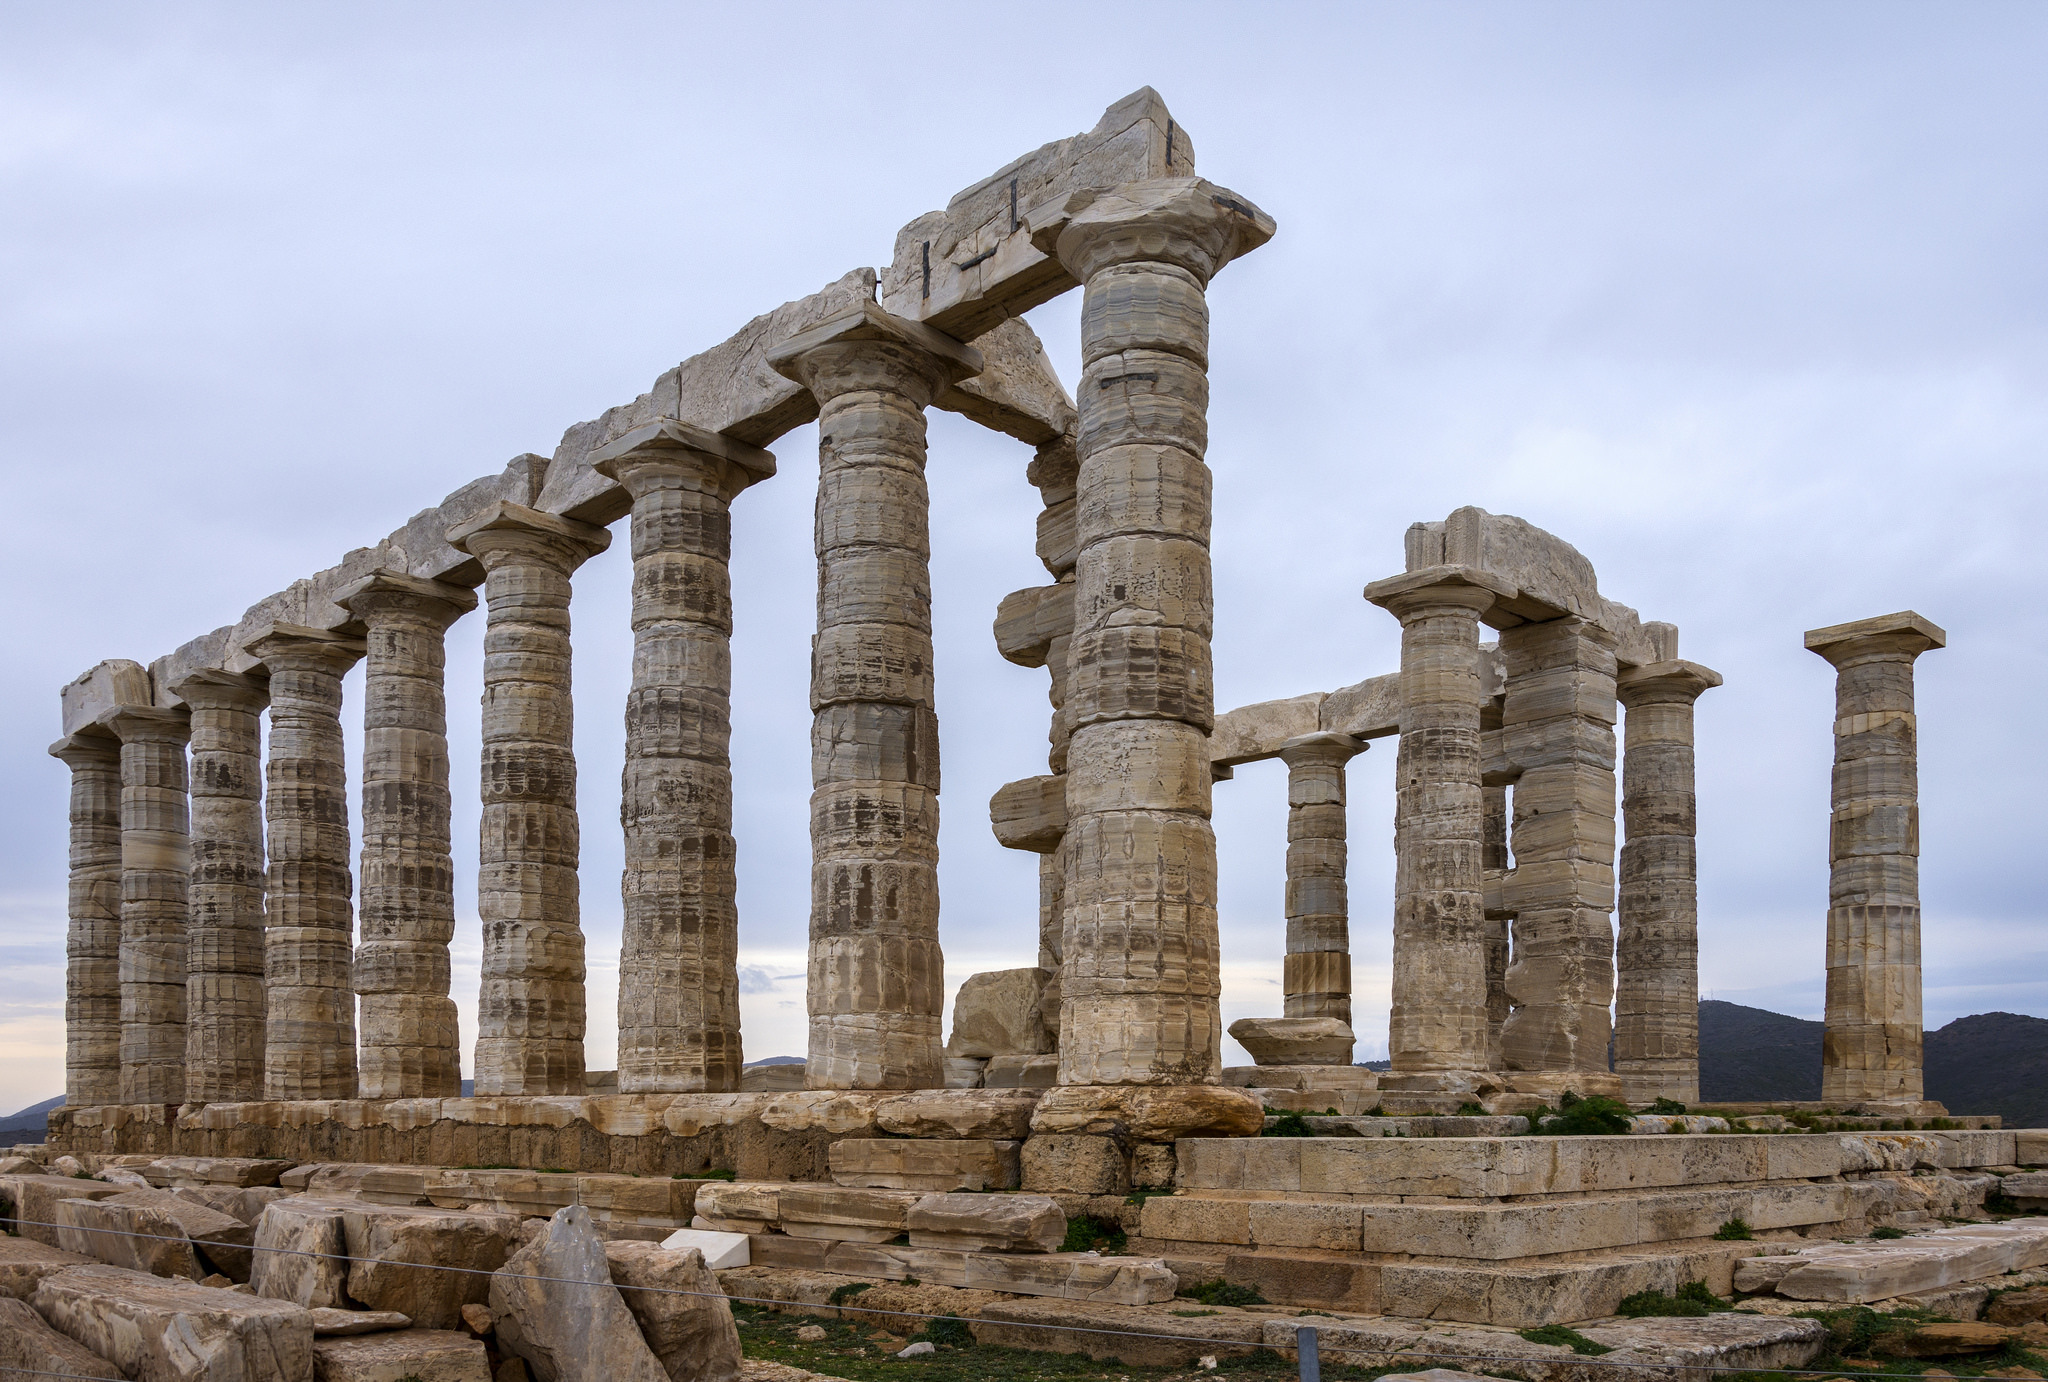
340;1203;520;1329
777;1186;919;1241
314;1330;489;1382
945;1057;987;1088
60;660;153;741
0;1235;94;1299
0;1175;123;1247
983;1055;1059;1089
1141;1195;1250;1246
939;316;1077;447
1221;1065;1379;1091
1773;1220;2048;1302
253;1197;352;1309
597;1243;741;1382
33;1263;315;1382
487;1206;668;1382
827;1138;1020;1192
1020;1135;1127;1195
973;1297;1261;1365
655;1229;748;1271
1132;1144;1176;1189
0;1294;126;1382
2016;1130;2048;1164
1987;1285;2048;1324
690;1182;782;1230
62;1188;253;1280
873;1090;1040;1140
310;1308;412;1335
1577;1315;1828;1373
905;1192;1063;1253
1208;694;1325;768
946;968;1053;1058
173;1186;293;1227
989;775;1067;852
1227;1017;1355;1067
1029;1085;1263;1142
2005;1171;2048;1205
146;1157;298;1189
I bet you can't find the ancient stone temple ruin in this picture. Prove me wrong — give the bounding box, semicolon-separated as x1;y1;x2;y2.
32;94;2026;1364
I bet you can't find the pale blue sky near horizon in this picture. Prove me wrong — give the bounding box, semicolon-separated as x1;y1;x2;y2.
2;3;2044;1115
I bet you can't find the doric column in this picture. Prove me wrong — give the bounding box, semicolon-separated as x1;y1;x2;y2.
1365;567;1508;1074
99;706;192;1105
170;672;270;1104
1277;732;1364;1039
1498;617;1620;1074
336;572;478;1100
246;624;367;1102
49;732;124;1107
1044;178;1273;1087
448;502;611;1096
1614;659;1720;1107
1807;612;1945;1107
590;421;775;1094
768;302;980;1091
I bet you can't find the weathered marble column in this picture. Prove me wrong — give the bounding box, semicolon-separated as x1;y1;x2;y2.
768;303;980;1091
99;706;192;1105
1614;659;1720;1107
1498;617;1620;1074
590;421;775;1094
1364;568;1506;1074
170;671;270;1104
336;572;477;1100
448;502;611;1096
1807;611;1945;1107
246;624;366;1102
49;732;124;1107
1046;179;1273;1087
1277;732;1364;1038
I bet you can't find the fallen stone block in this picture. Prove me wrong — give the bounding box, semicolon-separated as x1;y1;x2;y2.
314;1328;489;1382
0;1173;123;1247
1775;1220;2048;1303
146;1157;298;1189
0;1234;94;1299
33;1262;316;1382
489;1205;667;1382
310;1308;412;1336
0;1294;126;1381
1891;1321;2020;1356
1030;1085;1264;1142
1228;1016;1356;1066
873;1090;1040;1140
0;1156;40;1176
776;1187;920;1242
905;1191;1064;1252
253;1197;353;1309
657;1228;749;1270
101;1166;155;1188
56;1192;206;1279
75;1187;257;1280
828;1138;1019;1191
1989;1284;2048;1324
946;968;1052;1059
173;1184;294;1227
684;1181;782;1233
1579;1314;1829;1372
604;1240;743;1382
341;1202;521;1330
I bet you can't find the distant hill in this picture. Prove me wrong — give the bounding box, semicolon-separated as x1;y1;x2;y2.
0;1095;64;1142
1698;1000;1823;1103
1925;1012;2048;1129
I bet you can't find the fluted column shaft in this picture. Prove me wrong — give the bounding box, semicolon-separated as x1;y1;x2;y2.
51;734;123;1107
770;308;977;1092
101;708;192;1105
338;574;476;1100
249;627;366;1101
1278;733;1363;1026
174;674;269;1104
1614;661;1719;1106
1499;617;1620;1074
450;503;610;1096
1481;780;1512;1068
1808;613;1944;1106
1368;573;1499;1073
1047;181;1270;1087
593;423;773;1093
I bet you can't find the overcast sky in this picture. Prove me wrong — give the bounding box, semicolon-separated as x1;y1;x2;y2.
2;3;2043;1116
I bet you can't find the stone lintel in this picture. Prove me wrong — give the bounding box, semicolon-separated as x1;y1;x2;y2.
1804;610;1947;658
164;668;270;709
935;318;1077;448
1364;564;1519;617
334;569;481;619
60;659;154;740
589;419;777;486
765;300;983;385
446;500;612;560
1617;659;1723;702
242;622;370;670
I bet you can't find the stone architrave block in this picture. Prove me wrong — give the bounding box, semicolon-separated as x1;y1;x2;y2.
905;1192;1065;1253
313;1330;491;1382
0;1174;124;1247
1021;1135;1128;1196
947;969;1054;1058
339;1203;522;1330
1209;693;1327;767
602;1241;744;1382
828;1138;1021;1192
487;1206;668;1382
776;1187;921;1242
656;1228;749;1270
0;1235;95;1300
146;1157;299;1189
873;1090;1041;1140
0;1295;126;1382
33;1263;317;1382
253;1197;353;1309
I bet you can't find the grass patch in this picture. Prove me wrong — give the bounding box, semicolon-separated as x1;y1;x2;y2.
1059;1214;1126;1255
911;1315;974;1348
1872;1226;1908;1239
674;1167;736;1181
1714;1217;1755;1241
1456;1102;1487;1116
1646;1097;1689;1115
1529;1091;1634;1136
828;1282;873;1307
1616;1281;1730;1317
1263;1111;1315;1138
1178;1279;1268;1307
1519;1324;1611;1355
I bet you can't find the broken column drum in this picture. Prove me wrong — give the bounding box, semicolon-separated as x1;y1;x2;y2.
1278;732;1364;1032
1048;179;1273;1086
248;625;366;1102
769;304;980;1091
451;503;611;1096
101;706;193;1106
50;733;124;1108
1807;612;1946;1106
174;671;271;1104
1613;660;1720;1106
592;422;775;1094
338;573;478;1101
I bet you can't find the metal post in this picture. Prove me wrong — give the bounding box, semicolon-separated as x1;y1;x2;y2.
1297;1324;1321;1382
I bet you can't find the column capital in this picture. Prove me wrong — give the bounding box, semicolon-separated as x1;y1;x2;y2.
1617;659;1723;707
49;729;121;766
1039;176;1275;284
167;668;270;713
447;500;610;572
591;420;776;501
1805;610;1945;668
96;704;190;745
1278;731;1366;768
335;569;479;630
244;623;368;677
1365;564;1515;622
766;300;982;407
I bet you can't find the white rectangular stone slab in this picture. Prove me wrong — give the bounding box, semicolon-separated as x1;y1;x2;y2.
657;1228;749;1270
1773;1219;2048;1303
